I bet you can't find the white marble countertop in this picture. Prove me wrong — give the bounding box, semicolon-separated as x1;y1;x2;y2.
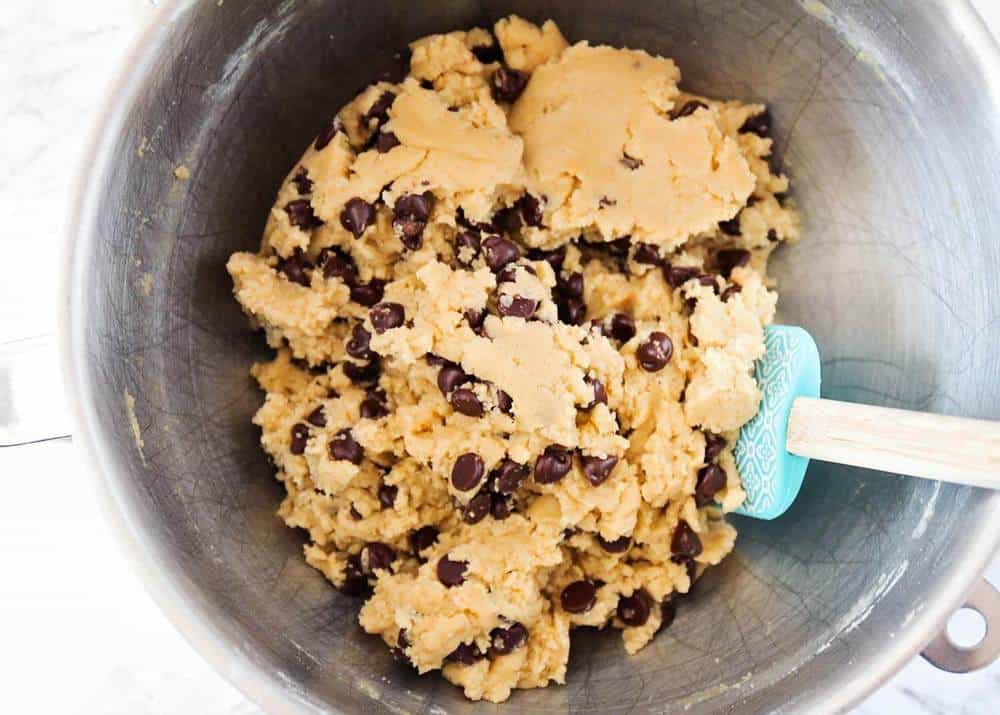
1;0;998;712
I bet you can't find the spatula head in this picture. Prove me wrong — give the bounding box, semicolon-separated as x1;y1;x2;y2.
733;325;821;520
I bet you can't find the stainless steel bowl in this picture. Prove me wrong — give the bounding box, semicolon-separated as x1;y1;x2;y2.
64;1;1000;712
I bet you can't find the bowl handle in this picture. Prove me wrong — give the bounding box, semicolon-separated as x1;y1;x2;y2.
0;334;71;447
921;578;1000;672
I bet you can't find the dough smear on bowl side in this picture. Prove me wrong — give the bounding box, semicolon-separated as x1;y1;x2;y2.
227;14;800;704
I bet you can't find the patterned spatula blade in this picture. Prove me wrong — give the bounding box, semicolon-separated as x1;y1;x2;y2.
733;325;822;520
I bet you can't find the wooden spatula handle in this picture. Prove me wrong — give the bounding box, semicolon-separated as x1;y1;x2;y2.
786;397;1000;489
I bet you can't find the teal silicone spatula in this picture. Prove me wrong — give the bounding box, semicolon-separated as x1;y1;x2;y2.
733;325;1000;519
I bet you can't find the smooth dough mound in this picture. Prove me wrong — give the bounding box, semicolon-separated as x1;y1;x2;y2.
228;15;800;704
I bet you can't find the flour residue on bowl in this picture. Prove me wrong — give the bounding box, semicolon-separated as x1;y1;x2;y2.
800;0;834;21
137;272;153;297
124;389;146;465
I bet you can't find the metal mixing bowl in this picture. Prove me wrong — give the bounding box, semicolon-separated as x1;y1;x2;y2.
64;0;1000;712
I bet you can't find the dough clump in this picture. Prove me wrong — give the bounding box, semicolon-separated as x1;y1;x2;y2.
228;15;799;704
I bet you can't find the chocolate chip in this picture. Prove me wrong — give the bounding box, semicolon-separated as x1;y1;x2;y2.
517;194;544;227
425;353;447;367
292;357;330;375
617;590;651;627
451;453;485;491
290;423;309;455
349;504;363;520
498;294;538;319
360;395;389;419
496;265;517;284
492;459;528;495
621;153;643;170
496;390;513;414
535;445;572;484
671;520;703;557
695;464;727;507
606;236;632;258
364;91;396;125
340;198;375;238
598;196;616;209
597;534;631;553
482;235;520;272
491;67;529;102
560;580;597;614
670;99;708;119
411;525;439;554
391;628;411;666
277;249;312;287
437;555;468;587
437;364;469;395
704;432;727;462
346;324;374;360
462;491;491;524
291;168;313;195
349;278;385;307
375;130;400;154
556;272;583;299
740;109;772;136
465;308;487;333
393;192;434;249
582;375;608;410
329;429;363;464
605;313;636;343
339;554;371;597
285;199;323;229
306;407;326;427
633;243;661;265
529;246;566;272
360;542;395;575
767;228;779;242
446;642;484;665
664;264;700;288
637;332;673;372
718;215;742;236
343;358;380;384
671;554;698;585
721;284;741;302
498;262;534;283
321;248;357;282
698;274;720;293
454;230;481;267
471;41;502;64
456;206;496;233
490;494;512;520
451;388;484;417
370;302;405;334
314;116;344;150
374;49;411;84
716;249;750;278
661;599;677;629
489;623;528;656
557;296;586;325
378;483;398;508
580;454;619;486
490;205;522;234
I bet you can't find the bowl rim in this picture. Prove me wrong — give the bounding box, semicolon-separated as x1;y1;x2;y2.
60;1;1000;713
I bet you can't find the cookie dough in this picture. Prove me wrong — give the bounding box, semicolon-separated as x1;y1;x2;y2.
228;15;799;704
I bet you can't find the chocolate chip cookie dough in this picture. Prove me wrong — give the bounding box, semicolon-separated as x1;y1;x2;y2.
227;14;799;704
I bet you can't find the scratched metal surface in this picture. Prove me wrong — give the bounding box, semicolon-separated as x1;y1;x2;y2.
66;0;1000;713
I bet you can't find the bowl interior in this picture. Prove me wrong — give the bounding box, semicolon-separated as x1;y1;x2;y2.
70;0;1000;712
